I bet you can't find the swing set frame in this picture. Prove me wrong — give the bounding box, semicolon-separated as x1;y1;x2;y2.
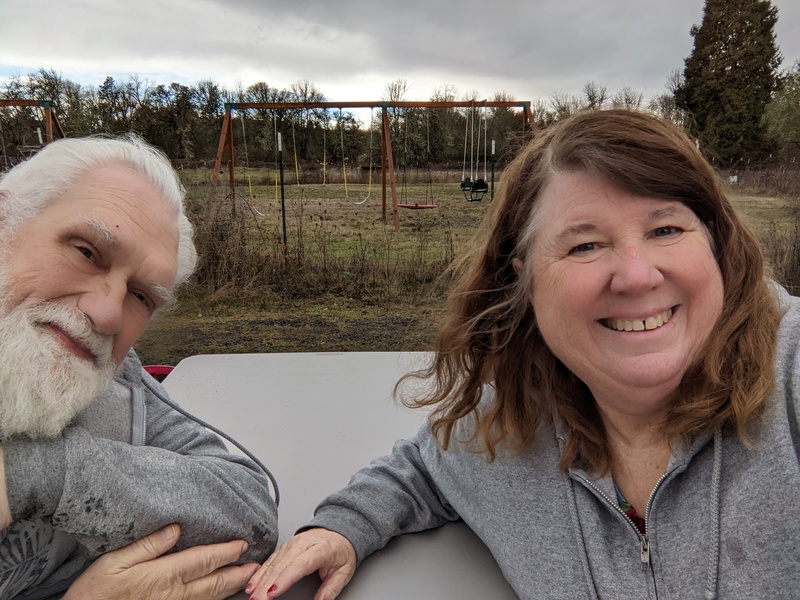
212;100;534;230
0;99;66;152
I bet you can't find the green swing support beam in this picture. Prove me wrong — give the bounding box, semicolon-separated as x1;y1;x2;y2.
212;100;534;230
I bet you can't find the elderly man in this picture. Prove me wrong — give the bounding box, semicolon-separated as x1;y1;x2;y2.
0;136;278;599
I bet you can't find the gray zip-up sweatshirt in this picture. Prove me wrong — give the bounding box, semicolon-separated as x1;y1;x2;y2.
0;349;278;600
307;291;800;599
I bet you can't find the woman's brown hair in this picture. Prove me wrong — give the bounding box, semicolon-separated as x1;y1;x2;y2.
399;108;780;473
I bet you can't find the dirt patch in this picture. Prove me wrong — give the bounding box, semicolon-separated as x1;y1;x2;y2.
134;300;443;366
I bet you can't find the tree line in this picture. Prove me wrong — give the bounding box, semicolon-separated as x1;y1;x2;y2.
1;0;797;169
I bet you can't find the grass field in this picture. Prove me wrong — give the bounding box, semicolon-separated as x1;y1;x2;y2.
134;171;800;367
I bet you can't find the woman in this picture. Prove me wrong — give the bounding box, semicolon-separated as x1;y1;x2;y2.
248;109;800;599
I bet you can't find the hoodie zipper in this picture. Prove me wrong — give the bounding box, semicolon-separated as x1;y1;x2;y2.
576;471;669;571
640;471;669;568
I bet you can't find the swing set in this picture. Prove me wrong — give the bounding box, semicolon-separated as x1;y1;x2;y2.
212;99;534;230
354;107;375;205
397;110;437;210
460;105;490;202
0;99;65;164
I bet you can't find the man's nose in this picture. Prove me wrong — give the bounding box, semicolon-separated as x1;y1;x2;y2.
76;279;125;336
609;243;664;294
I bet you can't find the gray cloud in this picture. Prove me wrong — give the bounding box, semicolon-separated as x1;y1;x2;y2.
1;0;797;103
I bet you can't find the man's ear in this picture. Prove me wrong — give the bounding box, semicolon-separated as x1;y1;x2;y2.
0;191;10;226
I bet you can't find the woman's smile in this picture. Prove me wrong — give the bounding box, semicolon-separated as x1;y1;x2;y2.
602;307;674;332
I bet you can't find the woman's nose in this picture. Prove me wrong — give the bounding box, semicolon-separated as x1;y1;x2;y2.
609;244;664;294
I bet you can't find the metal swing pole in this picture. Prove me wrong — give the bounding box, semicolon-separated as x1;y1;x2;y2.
356;107;374;205
278;132;287;256
491;139;496;201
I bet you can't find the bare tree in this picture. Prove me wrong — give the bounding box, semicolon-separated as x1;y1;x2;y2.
648;93;689;128
550;92;583;121
583;81;609;109
666;69;684;95
611;87;644;109
530;98;554;126
383;78;409;103
289;80;327;159
430;84;458;103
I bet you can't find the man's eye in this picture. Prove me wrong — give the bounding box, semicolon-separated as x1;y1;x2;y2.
77;246;94;260
131;291;154;310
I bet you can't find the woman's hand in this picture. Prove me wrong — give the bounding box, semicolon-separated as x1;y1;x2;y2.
246;528;357;600
64;524;258;600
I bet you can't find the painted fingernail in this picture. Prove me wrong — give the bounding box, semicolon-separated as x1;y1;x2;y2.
268;584;278;593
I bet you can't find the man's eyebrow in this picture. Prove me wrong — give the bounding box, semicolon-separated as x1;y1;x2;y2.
83;216;124;251
82;216;176;308
152;283;177;309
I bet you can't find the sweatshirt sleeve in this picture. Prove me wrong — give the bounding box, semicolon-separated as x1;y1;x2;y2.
304;423;461;564
777;291;800;431
3;367;277;564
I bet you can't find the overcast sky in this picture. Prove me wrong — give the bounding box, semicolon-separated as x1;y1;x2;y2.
1;0;798;113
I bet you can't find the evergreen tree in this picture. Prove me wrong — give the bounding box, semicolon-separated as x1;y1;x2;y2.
675;0;782;165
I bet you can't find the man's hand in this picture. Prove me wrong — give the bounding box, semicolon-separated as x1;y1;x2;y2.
64;524;258;600
245;528;357;600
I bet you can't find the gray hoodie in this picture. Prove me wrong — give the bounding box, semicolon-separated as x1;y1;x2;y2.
0;349;278;599
307;291;800;599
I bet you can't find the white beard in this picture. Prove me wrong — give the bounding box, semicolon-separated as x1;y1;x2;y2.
0;299;115;439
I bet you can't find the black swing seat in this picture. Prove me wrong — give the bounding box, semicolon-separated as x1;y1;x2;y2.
461;177;488;202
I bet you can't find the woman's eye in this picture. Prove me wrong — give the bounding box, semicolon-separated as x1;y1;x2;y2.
569;242;596;255
654;226;682;237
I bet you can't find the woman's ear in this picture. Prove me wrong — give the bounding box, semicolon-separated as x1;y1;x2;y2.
512;257;534;304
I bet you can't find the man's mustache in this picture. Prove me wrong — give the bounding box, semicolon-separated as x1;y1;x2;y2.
27;300;114;365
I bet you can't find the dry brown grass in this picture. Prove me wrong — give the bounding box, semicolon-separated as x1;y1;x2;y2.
185;168;494;303
134;166;800;365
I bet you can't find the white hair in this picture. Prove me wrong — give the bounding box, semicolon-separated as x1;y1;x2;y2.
0;298;115;438
0;135;197;287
